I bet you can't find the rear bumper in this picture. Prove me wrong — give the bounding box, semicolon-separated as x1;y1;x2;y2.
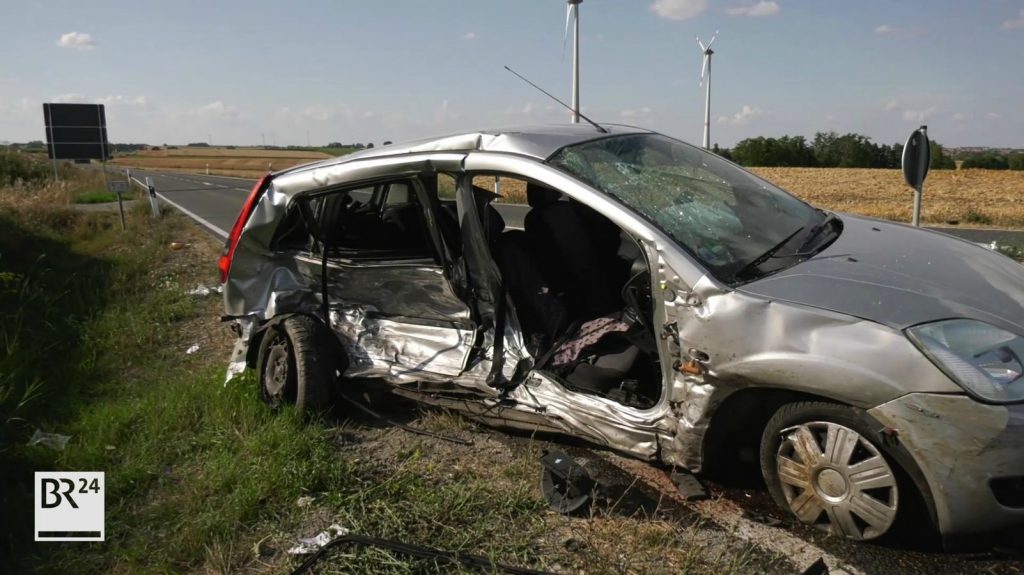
869;394;1024;543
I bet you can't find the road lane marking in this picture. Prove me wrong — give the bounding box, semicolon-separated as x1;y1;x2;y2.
153;192;228;239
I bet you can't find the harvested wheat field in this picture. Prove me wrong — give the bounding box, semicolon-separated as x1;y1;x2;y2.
479;168;1024;228
751;168;1024;228
110;147;332;179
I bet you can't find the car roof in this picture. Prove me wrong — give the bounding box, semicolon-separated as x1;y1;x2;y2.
281;123;653;176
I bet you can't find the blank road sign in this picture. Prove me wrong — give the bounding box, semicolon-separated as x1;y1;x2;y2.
43;103;110;161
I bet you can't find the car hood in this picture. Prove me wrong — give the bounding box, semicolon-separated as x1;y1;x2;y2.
739;214;1024;334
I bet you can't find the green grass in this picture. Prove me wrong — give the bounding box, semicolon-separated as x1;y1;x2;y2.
0;182;550;573
963;207;994;225
73;190;121;204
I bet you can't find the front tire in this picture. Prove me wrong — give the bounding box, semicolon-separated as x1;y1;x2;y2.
257;315;337;416
760;402;902;541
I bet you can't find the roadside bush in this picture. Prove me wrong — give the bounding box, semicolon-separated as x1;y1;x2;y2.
0;150;49;186
962;155;1009;170
1009;154;1024;171
963;207;993;225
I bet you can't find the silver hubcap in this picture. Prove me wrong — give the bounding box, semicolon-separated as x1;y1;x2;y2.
776;421;898;540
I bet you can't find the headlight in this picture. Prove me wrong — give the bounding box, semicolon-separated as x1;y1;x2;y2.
907;319;1024;403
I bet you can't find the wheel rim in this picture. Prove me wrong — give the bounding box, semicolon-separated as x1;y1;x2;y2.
776;421;898;540
262;333;291;409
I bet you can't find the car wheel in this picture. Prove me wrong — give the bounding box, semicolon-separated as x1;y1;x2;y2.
760;401;901;541
257;315;336;416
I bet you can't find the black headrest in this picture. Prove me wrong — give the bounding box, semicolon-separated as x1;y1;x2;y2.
526;183;561;208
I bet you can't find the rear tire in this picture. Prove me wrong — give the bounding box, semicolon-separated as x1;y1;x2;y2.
257;315;337;416
760;401;907;542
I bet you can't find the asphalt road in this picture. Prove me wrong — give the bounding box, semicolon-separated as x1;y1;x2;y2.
123;167;1024;247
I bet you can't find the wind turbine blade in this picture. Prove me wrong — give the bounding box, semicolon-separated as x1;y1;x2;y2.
707;31;719;50
700;56;708;86
696;36;706;52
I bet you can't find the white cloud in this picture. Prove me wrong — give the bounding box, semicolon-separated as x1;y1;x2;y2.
462;32;477;40
885;98;939;122
650;0;707;21
53;93;87;103
717;104;765;126
952;112;966;122
874;24;922;37
57;32;96;51
902;106;938;122
97;95;147;107
190;100;238;120
725;1;780;17
620;107;653;119
986;112;1001;120
1003;9;1024;30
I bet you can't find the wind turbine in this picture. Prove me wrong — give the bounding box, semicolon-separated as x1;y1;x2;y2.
564;0;583;123
697;31;718;149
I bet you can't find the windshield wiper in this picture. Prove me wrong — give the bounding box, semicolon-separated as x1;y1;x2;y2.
732;226;805;281
798;212;840;252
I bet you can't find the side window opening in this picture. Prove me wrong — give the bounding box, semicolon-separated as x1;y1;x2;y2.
283;178;439;261
478;173;661;409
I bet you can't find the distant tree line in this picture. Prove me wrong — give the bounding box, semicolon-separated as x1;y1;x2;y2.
959;152;1024;170
713;131;956;170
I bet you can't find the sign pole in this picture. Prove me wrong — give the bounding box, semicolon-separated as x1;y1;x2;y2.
902;125;930;228
912;126;927;227
45;105;59;181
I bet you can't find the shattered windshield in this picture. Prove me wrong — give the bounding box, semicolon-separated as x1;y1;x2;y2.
548;134;828;284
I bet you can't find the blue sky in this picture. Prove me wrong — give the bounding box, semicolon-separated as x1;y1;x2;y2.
1;0;1022;148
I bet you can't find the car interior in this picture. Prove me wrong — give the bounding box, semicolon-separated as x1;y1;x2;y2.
273;179;437;260
277;172;662;409
440;174;662;409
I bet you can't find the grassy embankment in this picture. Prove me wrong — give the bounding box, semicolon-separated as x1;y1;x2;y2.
0;153;539;574
0;151;782;574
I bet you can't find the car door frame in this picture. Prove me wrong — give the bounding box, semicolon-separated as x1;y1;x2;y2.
459;151;722;460
277;152;481;381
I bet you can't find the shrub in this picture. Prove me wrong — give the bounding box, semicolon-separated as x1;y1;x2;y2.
0;150;50;186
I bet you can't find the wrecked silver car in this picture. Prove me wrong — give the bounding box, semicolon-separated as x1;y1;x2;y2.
220;124;1024;547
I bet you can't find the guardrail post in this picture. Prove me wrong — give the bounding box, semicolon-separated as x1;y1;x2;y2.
145;177;160;218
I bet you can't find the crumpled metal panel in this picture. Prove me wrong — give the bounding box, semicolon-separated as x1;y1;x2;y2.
869;394;1024;536
652;241;964;471
329;305;473;379
505;372;663;459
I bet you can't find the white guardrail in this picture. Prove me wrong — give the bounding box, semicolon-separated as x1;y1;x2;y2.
125;169;160;218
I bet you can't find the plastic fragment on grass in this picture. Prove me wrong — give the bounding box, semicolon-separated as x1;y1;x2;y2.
28;430;71;450
224;317;254;385
186;343;200;355
287;523;349;555
296;496;314;508
187;284;223;297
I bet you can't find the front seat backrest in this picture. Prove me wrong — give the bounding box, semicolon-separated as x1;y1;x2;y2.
523;183;617;319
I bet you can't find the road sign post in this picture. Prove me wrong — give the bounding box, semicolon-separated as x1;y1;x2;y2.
108;179;128;231
902;126;930;227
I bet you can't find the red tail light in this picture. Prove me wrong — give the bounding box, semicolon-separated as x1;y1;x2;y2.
219;174;271;283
